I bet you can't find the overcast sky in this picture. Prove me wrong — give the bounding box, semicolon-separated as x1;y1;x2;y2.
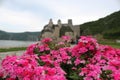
0;0;120;32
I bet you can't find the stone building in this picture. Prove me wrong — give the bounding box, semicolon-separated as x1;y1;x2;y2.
40;19;80;42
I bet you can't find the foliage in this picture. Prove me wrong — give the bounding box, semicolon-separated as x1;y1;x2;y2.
80;10;120;39
0;30;40;41
0;36;120;80
103;28;120;39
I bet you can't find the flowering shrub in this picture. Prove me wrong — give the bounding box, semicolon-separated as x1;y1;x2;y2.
0;36;120;80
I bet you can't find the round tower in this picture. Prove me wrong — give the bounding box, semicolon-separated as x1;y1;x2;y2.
48;18;53;27
68;19;73;27
57;19;62;28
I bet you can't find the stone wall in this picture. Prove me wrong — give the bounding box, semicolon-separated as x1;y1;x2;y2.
40;19;80;42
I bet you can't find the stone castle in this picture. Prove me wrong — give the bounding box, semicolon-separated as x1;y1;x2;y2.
40;19;80;42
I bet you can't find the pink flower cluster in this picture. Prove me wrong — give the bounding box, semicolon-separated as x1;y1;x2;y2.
0;53;66;80
72;36;98;58
71;36;120;80
40;47;71;66
0;35;120;80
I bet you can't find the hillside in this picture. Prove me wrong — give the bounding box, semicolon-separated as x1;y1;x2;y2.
0;30;40;41
80;10;120;39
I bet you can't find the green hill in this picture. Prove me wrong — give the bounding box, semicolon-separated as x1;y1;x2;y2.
80;10;120;39
0;30;40;41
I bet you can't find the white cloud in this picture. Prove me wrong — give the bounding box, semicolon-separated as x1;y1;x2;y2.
0;0;120;32
11;0;99;24
33;0;101;24
0;7;46;32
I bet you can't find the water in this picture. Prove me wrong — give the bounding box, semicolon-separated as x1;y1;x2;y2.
0;40;36;48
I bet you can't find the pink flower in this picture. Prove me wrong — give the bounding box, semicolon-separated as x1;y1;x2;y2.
0;69;3;78
61;36;71;42
113;73;120;80
6;78;15;80
25;43;37;54
41;38;52;43
40;55;53;64
39;44;50;52
74;58;81;66
58;42;65;45
47;68;56;76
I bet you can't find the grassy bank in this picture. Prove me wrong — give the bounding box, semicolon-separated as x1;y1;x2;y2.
0;47;27;52
99;40;120;48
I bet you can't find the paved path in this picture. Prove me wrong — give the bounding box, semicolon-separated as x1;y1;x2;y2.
0;51;25;61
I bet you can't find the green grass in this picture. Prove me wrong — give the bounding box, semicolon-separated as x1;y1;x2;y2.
0;47;27;52
98;40;120;48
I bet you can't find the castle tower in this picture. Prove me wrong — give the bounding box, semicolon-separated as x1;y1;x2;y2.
48;19;53;27
57;19;62;28
68;19;73;29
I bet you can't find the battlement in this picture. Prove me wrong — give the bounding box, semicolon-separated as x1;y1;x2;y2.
48;19;53;27
68;19;73;26
40;19;80;42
